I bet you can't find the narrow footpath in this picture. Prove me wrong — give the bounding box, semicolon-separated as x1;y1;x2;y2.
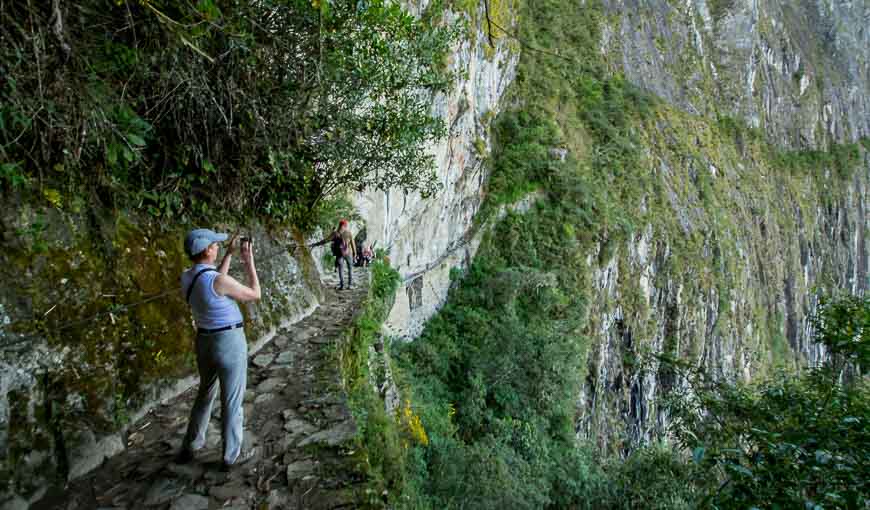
43;267;370;510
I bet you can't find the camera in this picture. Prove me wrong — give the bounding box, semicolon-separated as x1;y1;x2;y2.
240;236;252;244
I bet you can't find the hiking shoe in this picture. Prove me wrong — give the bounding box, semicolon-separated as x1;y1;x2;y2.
174;448;194;464
221;447;258;471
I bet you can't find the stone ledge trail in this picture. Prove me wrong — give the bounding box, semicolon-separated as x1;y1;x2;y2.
43;267;370;510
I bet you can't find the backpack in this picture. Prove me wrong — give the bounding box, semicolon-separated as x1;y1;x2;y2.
331;233;348;258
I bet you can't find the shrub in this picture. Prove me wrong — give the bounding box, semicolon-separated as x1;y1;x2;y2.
665;295;870;509
1;0;454;229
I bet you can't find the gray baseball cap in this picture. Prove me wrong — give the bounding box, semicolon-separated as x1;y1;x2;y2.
184;228;228;257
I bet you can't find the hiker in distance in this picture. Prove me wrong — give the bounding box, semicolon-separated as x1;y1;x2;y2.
333;219;357;290
175;229;261;471
313;219;357;290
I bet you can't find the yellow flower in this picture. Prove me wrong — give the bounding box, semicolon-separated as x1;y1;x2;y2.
43;188;63;208
399;399;429;446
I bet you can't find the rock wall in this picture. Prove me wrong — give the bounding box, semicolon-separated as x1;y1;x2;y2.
353;4;519;339
0;209;324;504
600;0;870;148
578;110;868;452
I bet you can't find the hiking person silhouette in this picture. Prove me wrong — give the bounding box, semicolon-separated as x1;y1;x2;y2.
175;229;261;471
360;243;374;267
310;219;358;289
332;220;357;290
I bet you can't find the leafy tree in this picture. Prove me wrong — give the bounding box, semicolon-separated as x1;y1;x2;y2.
0;0;453;227
811;294;870;374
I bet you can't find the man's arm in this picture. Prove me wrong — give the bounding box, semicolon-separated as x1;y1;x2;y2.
309;231;336;248
214;239;261;302
217;233;239;275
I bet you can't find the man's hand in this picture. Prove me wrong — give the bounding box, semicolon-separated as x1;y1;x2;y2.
240;238;254;267
226;233;240;256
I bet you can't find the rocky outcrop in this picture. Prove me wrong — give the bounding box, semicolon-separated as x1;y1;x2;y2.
353;6;519;339
600;0;870;147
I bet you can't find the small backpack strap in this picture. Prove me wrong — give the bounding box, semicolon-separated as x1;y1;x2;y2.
186;268;218;303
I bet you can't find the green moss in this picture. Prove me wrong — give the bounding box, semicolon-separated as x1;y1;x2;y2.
441;0;516;56
766;311;792;367
1;219;193;460
293;228;327;303
473;137;487;156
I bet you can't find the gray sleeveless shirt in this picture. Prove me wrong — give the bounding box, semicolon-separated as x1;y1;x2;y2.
181;264;243;329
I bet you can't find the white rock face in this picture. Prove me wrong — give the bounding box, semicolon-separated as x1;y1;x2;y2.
354;12;518;339
600;0;870;147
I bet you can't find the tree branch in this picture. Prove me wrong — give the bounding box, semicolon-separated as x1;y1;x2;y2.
50;0;71;58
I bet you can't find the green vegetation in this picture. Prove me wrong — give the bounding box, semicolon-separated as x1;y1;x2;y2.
360;282;869;509
1;0;453;228
773;141;863;180
342;0;870;508
334;258;407;506
393;253;592;508
707;0;737;21
664;295;870;509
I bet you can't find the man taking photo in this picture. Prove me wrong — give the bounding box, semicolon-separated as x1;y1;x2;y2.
175;228;261;471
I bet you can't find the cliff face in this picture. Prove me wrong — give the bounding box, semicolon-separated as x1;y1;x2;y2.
375;0;869;452
600;0;870;147
577;0;869;449
354;6;519;339
578;112;868;450
372;0;870;337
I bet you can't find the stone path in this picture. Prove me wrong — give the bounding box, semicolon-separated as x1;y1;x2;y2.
38;268;370;510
